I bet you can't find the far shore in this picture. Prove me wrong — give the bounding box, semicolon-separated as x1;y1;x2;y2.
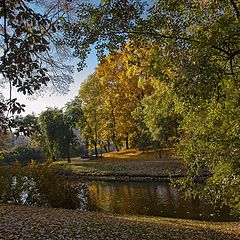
53;148;187;182
62;173;185;182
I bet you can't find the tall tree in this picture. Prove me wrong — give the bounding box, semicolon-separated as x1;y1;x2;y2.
96;49;151;149
143;81;181;147
78;74;104;157
38;108;74;162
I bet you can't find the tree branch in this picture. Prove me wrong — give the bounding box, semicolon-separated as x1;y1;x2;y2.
3;0;8;49
229;0;240;19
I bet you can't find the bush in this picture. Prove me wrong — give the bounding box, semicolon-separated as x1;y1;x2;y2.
0;161;81;209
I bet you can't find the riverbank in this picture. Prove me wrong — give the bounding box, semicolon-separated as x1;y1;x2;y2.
0;204;239;240
65;174;184;182
54;149;185;181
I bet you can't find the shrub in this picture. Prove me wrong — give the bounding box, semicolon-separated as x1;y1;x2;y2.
0;161;81;209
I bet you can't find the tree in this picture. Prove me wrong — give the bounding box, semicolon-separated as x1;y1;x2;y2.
0;0;75;129
64;97;86;157
144;0;239;211
96;48;154;149
0;131;10;150
78;74;104;157
14;114;39;137
143;81;181;148
38;108;75;162
13;114;47;154
63;0;145;71
65;97;84;129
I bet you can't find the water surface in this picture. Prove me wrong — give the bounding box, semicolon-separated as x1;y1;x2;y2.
83;181;239;221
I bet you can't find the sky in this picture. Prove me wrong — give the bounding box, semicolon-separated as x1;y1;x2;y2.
2;52;98;116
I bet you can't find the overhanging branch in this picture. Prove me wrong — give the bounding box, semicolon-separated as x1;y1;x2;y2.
229;0;240;19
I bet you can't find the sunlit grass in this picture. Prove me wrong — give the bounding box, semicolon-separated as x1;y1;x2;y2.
53;149;184;177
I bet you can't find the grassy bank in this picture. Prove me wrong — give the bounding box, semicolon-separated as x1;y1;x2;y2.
54;149;184;180
0;204;239;240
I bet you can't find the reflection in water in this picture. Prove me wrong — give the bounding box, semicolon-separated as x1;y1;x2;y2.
85;181;239;221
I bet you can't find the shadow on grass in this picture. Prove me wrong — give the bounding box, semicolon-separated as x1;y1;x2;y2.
107;215;240;240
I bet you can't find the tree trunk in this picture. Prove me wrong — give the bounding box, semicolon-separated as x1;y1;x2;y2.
125;133;129;149
67;150;71;163
85;140;89;155
107;141;111;152
94;141;98;158
103;144;108;153
115;143;119;152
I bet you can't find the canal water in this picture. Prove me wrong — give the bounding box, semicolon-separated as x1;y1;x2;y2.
81;181;239;221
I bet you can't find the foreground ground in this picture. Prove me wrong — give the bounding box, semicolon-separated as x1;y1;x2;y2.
0;204;239;240
55;149;184;180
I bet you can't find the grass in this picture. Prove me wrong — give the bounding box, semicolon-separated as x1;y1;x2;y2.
0;203;239;240
53;148;185;178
